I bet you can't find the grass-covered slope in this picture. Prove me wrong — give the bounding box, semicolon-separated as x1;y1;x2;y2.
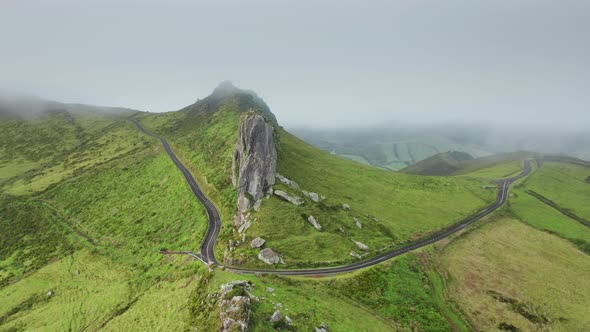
133;84;498;267
0;102;213;330
240;132;495;266
441;218;590;332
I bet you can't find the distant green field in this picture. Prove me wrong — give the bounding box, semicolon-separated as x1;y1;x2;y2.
290;129;492;171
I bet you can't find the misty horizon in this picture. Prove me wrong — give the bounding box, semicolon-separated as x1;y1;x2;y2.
1;1;589;130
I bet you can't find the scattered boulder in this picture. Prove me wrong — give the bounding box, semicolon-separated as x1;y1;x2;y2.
258;248;284;265
267;287;275;293
303;191;321;202
276;174;300;189
274;190;304;205
353;240;369;251
253;199;262;212
307;215;323;231
350;251;362;259
285;316;293;326
354;217;362;229
233;113;277;226
47;290;54;297
342;204;350;211
250;237;266;249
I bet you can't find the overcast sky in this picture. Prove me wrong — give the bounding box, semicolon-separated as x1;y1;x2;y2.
0;0;588;129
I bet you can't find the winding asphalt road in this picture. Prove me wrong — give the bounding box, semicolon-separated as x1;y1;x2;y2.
133;119;532;276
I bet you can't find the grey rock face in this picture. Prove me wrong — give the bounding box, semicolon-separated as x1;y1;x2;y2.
233;113;277;226
250;237;266;249
307;215;323;231
258;248;284;265
274;190;304;205
276;174;300;189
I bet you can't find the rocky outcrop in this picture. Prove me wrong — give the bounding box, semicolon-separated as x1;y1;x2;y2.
276;174;300;189
219;280;254;332
233;112;277;226
250;237;266;249
307;215;323;231
342;204;350;211
353;240;369;251
274;190;304;205
258;248;284;265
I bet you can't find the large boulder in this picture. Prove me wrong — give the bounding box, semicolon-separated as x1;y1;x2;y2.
258;248;284;265
233;113;277;226
307;215;323;231
274;190;304;205
250;237;266;249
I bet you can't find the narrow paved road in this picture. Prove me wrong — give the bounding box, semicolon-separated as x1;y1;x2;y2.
133;119;532;276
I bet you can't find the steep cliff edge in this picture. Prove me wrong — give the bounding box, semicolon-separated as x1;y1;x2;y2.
232;111;277;226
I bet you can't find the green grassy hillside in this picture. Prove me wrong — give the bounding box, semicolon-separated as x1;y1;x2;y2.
2;88;588;331
441;218;590;332
133;85;497;268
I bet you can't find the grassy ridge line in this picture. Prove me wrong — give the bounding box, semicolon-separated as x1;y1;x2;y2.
525;190;590;228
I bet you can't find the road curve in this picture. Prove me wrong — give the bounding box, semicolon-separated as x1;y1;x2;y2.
132;120;221;264
133;119;531;276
